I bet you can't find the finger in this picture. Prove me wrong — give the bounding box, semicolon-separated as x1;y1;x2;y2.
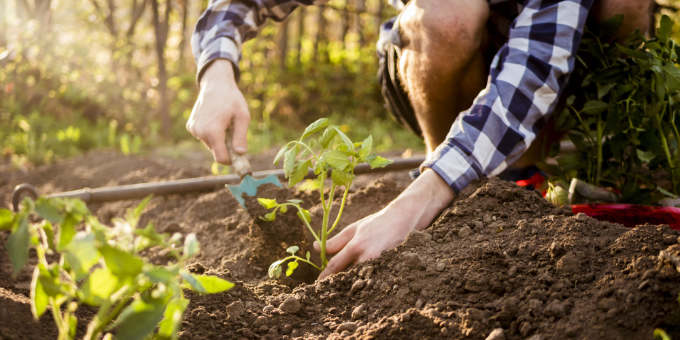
231;110;250;154
318;244;358;279
324;225;357;254
206;128;231;165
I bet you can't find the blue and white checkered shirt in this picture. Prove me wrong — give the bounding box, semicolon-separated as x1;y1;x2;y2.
193;0;594;193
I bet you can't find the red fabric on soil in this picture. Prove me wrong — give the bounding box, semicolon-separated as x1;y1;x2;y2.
572;204;680;229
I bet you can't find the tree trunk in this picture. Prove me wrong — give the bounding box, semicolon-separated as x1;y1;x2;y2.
278;18;289;69
313;6;327;62
151;0;172;138
178;0;189;72
296;7;305;67
341;0;351;50
0;0;7;46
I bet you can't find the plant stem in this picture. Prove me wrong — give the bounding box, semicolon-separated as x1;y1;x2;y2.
328;184;350;235
49;297;68;340
596;120;604;185
284;255;321;271
287;204;319;242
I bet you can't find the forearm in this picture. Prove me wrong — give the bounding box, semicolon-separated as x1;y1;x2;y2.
191;0;310;83
388;169;455;232
422;0;594;193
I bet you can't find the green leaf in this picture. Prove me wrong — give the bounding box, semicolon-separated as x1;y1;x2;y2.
257;198;278;209
654;328;671;340
268;259;284;279
368;155;392;169
57;214;78;251
287;199;303;205
7;215;29;276
320;127;337;148
279;205;288;213
286;245;299;255
35;198;64;224
289;160;311;187
659;15;673;43
296;209;311;225
301;118;329;140
298;179;322;192
636;149;656;163
0;209;14;231
286;261;299;277
283;147;298;177
331;169;354;186
81;267;120;306
359;136;373;160
115;299;166;340
332;127;354;149
581;100;609;115
158;296;189;338
180;271;205;293
145;266;177;283
191;274;234;294
99;245;144;278
30;267;48;319
63;232;100;280
273;144;289;166
183;233;200;258
322;150;351;171
260;211;277;222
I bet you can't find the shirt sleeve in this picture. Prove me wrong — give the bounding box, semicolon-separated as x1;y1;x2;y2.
421;0;594;193
191;0;314;82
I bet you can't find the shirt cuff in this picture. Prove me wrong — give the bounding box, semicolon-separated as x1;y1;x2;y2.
420;144;483;194
196;36;241;84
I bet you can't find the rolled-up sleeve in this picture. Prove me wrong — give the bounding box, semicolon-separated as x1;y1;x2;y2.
192;0;315;82
422;0;594;192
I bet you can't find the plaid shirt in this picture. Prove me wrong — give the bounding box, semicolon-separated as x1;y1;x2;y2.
192;0;594;193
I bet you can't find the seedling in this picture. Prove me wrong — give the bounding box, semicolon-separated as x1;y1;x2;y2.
259;118;391;278
1;196;233;340
552;15;680;203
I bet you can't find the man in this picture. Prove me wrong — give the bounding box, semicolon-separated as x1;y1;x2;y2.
187;0;654;278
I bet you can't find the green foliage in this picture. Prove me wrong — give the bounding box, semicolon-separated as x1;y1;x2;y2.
260;118;392;278
4;196;233;340
553;15;680;203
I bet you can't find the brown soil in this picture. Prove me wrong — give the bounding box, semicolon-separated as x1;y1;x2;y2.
1;151;680;339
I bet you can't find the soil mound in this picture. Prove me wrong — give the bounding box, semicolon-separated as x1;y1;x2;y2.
1;153;679;339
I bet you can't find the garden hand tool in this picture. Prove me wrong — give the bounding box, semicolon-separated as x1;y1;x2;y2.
224;134;282;208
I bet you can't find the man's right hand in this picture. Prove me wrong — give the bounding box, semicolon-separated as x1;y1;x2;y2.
187;60;250;164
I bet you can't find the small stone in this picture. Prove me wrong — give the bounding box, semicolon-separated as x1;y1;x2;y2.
435;261;446;272
351;303;367;320
458;226;473;238
359;265;374;279
507;266;518;276
263;305;276;313
350;279;366;294
402;252;423;269
226;301;245;320
415;298;425;308
545;300;566;317
485;328;506;340
336;321;358;333
279;296;302;314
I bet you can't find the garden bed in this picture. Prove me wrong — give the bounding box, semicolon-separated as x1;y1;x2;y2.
1;151;680;339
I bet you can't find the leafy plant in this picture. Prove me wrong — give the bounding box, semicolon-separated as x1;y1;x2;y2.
552;15;680;203
258;118;391;278
1;196;233;340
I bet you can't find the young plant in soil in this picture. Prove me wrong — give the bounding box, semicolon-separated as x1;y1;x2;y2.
259;118;391;278
551;15;680;203
0;197;233;340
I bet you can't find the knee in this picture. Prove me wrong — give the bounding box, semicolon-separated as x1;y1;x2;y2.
593;0;654;37
399;0;489;64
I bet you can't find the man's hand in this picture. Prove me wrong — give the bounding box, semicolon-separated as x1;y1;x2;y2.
187;60;250;164
317;169;455;279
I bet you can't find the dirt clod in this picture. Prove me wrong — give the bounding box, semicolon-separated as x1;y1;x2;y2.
279;296;302;314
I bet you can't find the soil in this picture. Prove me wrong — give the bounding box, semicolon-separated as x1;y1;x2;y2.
1;150;680;339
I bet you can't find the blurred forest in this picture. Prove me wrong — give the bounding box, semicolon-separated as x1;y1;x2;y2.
0;0;423;168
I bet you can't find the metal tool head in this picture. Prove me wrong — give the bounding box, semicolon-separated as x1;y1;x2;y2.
227;175;282;208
